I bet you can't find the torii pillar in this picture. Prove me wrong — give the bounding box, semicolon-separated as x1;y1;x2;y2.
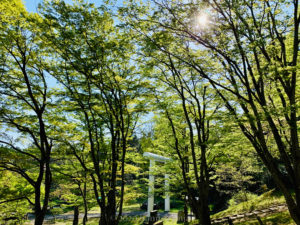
143;152;170;217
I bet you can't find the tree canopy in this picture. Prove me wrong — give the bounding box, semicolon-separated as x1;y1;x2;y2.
0;0;299;225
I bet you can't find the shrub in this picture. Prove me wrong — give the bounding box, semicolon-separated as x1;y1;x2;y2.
228;191;257;207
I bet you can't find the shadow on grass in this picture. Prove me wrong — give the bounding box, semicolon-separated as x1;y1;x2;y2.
119;216;146;225
235;211;294;225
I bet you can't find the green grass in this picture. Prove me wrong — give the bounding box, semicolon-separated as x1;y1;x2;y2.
157;200;184;213
210;190;295;224
235;211;294;225
161;218;177;225
88;206;100;214
32;211;295;225
89;203;141;214
40;217;146;225
26;190;293;224
123;203;141;212
80;217;175;225
158;206;183;213
119;216;146;225
212;190;286;219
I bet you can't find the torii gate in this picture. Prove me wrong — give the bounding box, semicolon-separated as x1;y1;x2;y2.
143;152;171;217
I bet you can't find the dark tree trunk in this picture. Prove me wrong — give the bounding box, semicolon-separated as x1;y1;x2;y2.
285;201;300;225
256;215;264;225
83;207;88;225
34;159;51;225
227;217;233;225
99;207;106;225
83;194;88;224
34;211;46;225
198;204;211;225
34;183;43;225
73;206;79;225
189;194;211;225
198;196;211;225
184;196;188;223
99;206;118;225
80;181;88;225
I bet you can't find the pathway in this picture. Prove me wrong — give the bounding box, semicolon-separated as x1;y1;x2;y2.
27;203;288;224
27;211;177;222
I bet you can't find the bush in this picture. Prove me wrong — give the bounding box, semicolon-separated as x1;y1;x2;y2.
228;191;257;207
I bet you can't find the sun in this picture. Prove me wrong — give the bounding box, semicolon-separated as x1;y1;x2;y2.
197;13;209;27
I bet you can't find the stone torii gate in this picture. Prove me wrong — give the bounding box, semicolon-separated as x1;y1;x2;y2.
143;152;171;217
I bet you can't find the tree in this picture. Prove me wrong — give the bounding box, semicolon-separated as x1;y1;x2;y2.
139;43;221;223
122;0;300;223
212;118;265;196
0;170;33;224
0;1;57;224
38;1;147;224
51;139;94;225
122;135;148;208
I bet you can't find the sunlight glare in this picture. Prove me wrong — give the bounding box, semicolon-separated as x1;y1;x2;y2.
197;13;208;27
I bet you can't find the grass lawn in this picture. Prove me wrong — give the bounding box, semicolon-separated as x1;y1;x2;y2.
212;190;286;219
25;190;294;224
158;207;183;213
235;211;294;225
88;203;141;214
88;206;100;214
41;217;178;225
123;203;142;212
26;210;295;225
210;189;295;225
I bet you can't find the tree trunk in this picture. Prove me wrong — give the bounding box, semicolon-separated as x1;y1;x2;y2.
98;200;119;225
285;201;300;225
189;195;211;225
73;206;79;225
34;178;48;225
82;183;88;225
293;158;300;224
83;206;88;225
256;215;264;225
227;217;233;225
198;201;211;225
99;207;108;225
184;196;188;223
254;144;300;224
34;211;46;225
193;198;211;225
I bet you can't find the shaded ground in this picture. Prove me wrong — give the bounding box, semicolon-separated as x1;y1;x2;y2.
27;211;177;222
25;191;292;224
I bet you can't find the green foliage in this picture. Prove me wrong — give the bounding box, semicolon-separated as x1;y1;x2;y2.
0;0;58;222
212;190;286;218
36;1;149;223
228;191;258;208
212;120;264;194
0;0;298;224
0;171;32;224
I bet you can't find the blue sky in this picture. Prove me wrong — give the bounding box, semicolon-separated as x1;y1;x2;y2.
25;0;94;12
23;0;153;135
24;0;117;12
24;0;43;12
